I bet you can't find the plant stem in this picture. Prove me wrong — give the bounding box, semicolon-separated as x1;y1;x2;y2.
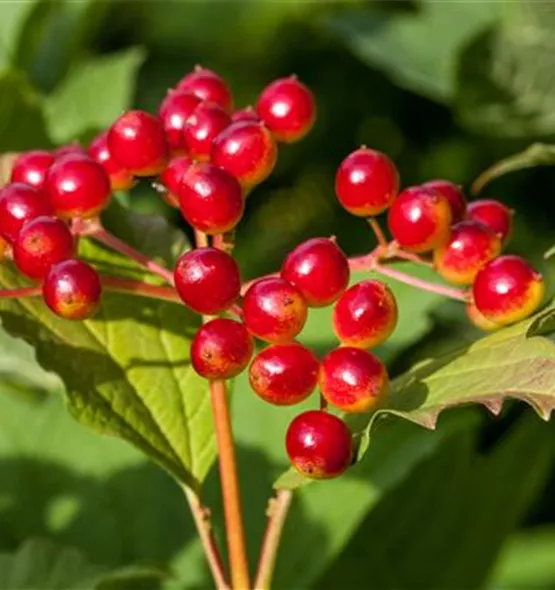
195;230;210;248
367;217;388;248
388;241;433;267
0;286;42;298
101;277;182;303
254;490;293;590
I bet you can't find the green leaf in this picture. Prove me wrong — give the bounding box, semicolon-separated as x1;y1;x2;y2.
0;0;38;69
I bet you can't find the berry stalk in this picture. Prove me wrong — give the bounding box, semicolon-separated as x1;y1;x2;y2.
367;217;388;249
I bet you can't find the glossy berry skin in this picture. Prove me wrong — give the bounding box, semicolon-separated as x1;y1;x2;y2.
232;106;260;124
183;102;231;161
191;318;253;379
434;221;502;285
249;342;319;406
13;216;75;279
43;259;102;320
333;280;398;349
472;255;544;326
88;131;135;192
256;76;316;143
10;150;54;190
176;66;233;112
174;247;240;315
286;410;353;479
422;180;466;222
55;143;87;159
158;90;202;154
466;301;501;331
388;186;452;253
211;121;277;189
242;277;308;344
108;110;169;177
158;156;193;208
319;347;388;413
178;162;244;234
467;199;513;243
0;183;53;243
281;238;349;308
46;154;111;219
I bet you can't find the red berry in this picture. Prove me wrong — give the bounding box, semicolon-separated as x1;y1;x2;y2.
472;255;544;326
158;155;193;208
335;147;399;217
467;199;513;243
43;259;102;320
158;90;202;154
178;162;244;234
319;347;388;413
466;300;501;331
88;131;135;192
54;143;87;159
191;318;253;379
13;216;75;279
434;220;502;285
281;238;349;307
333;280;398;349
422;180;466;222
46;154;111;219
249;342;319;406
0;183;53;243
10;150;54;189
183;102;231;161
242;277;308;344
174;247;240;314
211;121;278;189
231;106;260;124
256;76;316;143
286;410;353;479
108;110;169;177
176;66;233;112
388;185;452;253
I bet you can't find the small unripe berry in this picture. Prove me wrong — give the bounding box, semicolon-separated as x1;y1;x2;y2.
174;247;240;315
158;156;193;208
433;220;502;285
472;255;544;326
335;148;399;217
242;277;308;344
13;216;75;279
467;199;513;243
43;259;102;320
0;183;53;243
387;185;452;253
281;238;350;307
183;102;231;161
249;342;319;406
256;76;316;143
319;347;388;413
286;410;353;479
191;318;253;379
466;300;501;331
422;180;466;222
10;150;54;190
176;66;233;113
108;110;169;177
211;121;278;188
333;280;398;349
158;89;202;154
231;106;260;124
178;162;244;234
88;131;135;192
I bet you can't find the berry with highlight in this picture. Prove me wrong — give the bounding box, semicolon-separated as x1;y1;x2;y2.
0;183;53;243
422;180;466;222
158;90;202;154
10;150;54;190
183;102;230;161
467;199;513;243
88;131;135;192
177;66;233;112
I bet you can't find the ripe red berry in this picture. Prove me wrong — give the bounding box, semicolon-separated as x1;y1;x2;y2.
0;183;53;243
178;162;244;234
211;121;278;189
10;150;54;190
174;247;240;315
467;199;513;243
158;90;202;154
319;347;388;413
54;143;87;159
43;259;102;320
422;180;466;222
158;155;193;208
281;238;349;307
13;216;75;279
88;131;135;192
434;221;502;285
256;76;316;143
191;318;253;379
388;185;452;253
466;300;501;331
333;280;398;349
249;342;319;406
108;110;169;177
472;255;544;326
335;147;399;217
286;410;353;479
46;154;111;219
231;106;260;124
183;102;231;160
242;277;308;344
176;66;233;112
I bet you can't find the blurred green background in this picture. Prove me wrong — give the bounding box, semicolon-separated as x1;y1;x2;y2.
1;1;555;588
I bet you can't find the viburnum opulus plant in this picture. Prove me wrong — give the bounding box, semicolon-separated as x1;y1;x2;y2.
0;65;550;589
